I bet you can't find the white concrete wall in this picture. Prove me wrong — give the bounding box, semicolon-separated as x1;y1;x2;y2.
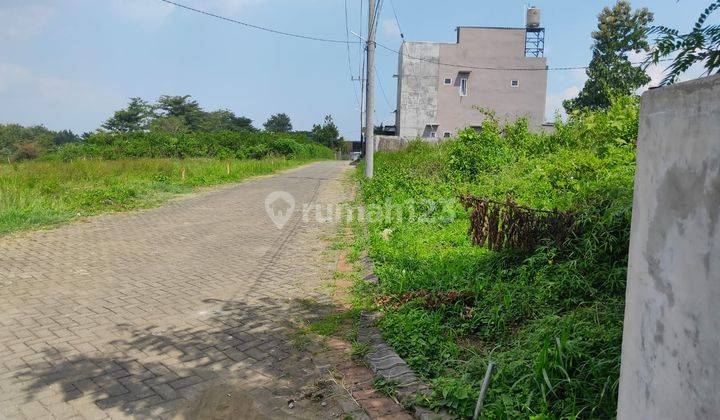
618;74;720;419
396;42;439;140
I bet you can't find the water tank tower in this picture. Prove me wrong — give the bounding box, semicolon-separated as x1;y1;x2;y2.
526;7;541;28
524;6;545;57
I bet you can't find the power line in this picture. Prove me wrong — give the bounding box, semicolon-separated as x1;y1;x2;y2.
371;0;383;42
374;39;578;71
157;0;359;44
374;0;393;118
359;31;367;143
160;0;671;73
344;0;361;107
375;66;393;112
371;38;672;72
388;0;404;39
358;0;365;73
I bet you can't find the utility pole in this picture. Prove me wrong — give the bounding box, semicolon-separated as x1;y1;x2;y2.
364;0;376;178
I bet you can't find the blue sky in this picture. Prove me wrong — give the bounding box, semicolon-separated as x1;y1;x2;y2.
0;0;715;139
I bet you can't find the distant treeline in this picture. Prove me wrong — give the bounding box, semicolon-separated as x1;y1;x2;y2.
54;131;333;161
1;94;342;162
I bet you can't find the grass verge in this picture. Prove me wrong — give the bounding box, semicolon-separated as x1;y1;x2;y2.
0;157;320;236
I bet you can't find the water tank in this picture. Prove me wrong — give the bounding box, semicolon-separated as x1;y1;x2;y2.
526;7;541;28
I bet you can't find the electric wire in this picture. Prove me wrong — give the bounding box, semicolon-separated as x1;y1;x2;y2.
157;0;358;44
344;0;361;107
374;39;672;71
389;0;404;39
158;0;666;72
375;65;394;112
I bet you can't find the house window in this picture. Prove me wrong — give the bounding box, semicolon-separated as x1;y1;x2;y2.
444;78;452;85
443;132;451;138
423;124;438;139
511;80;519;87
459;77;468;96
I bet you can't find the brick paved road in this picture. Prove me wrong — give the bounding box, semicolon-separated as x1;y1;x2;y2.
0;161;356;419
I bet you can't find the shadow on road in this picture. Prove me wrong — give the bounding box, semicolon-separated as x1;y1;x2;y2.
16;297;340;419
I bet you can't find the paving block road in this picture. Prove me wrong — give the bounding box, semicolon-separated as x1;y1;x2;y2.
0;161;359;419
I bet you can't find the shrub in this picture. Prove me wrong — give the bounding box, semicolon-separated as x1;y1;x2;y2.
50;130;333;161
356;97;639;418
10;143;42;162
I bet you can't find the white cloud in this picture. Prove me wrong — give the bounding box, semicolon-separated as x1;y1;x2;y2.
545;68;586;121
628;50;708;93
0;1;56;40
628;50;662;92
381;18;400;38
546;85;581;121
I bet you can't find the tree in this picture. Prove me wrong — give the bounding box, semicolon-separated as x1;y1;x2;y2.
52;130;80;146
564;1;654;113
148;116;189;134
263;113;292;132
647;0;720;85
311;115;342;150
0;124;54;155
199;109;256;132
154;95;204;131
102;97;151;133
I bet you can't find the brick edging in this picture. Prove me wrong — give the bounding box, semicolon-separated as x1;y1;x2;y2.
358;257;452;420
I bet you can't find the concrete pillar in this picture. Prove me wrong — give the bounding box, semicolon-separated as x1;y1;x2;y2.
618;75;720;418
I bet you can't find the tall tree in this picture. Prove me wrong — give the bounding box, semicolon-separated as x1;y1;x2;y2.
311;115;342;150
52;130;80;146
200;109;256;132
102;97;151;133
564;1;654;113
647;0;720;85
148;116;189;134
263;113;292;132
154;95;204;131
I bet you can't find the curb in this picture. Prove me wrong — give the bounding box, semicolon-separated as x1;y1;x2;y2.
358;257;452;420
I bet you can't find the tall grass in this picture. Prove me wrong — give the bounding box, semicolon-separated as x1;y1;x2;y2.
0;157;312;236
354;97;638;418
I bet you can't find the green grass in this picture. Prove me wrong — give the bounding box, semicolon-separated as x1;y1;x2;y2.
352;98;639;418
306;309;361;336
0;157;320;236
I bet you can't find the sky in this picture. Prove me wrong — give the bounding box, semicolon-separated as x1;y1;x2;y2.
0;0;716;140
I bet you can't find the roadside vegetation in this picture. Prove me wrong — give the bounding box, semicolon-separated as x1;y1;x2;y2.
1;94;344;163
354;97;638;418
0;157;323;236
0;94;338;236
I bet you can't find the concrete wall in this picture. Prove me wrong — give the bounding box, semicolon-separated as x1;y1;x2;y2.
618;74;720;419
396;42;439;140
374;135;407;152
437;28;547;134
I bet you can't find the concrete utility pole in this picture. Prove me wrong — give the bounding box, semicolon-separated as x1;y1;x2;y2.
364;0;377;178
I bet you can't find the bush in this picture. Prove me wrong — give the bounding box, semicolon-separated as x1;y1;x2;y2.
10;143;42;162
50;130;334;161
355;97;639;418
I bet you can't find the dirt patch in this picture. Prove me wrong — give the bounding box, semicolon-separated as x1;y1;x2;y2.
174;382;271;420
